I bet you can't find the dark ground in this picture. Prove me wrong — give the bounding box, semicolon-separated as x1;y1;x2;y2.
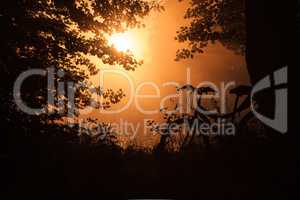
0;129;294;200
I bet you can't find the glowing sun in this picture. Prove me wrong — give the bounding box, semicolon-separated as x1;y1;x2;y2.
108;32;135;52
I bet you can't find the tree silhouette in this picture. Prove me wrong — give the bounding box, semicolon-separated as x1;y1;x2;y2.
0;0;165;149
0;0;161;125
175;0;291;85
175;0;292;137
175;0;246;61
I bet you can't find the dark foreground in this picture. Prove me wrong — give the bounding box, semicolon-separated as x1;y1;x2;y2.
1;131;294;200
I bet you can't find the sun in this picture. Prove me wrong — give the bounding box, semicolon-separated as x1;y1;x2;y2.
106;29;148;59
108;32;135;52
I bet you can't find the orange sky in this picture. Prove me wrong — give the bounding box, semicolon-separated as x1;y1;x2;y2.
83;0;250;148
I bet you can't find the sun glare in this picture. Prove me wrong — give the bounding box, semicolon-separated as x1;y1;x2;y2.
107;29;149;60
108;32;135;52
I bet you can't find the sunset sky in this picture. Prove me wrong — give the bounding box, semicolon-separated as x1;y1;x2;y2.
84;0;250;147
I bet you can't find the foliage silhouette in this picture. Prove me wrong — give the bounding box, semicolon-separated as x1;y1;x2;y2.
0;0;163;145
147;84;266;153
0;0;162;120
175;0;246;61
174;0;292;140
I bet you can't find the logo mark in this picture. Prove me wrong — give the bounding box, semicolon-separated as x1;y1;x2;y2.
251;66;288;134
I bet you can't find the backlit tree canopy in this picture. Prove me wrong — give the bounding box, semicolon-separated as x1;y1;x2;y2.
175;0;246;60
0;0;161;119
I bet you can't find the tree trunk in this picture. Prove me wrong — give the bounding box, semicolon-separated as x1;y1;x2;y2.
245;0;292;120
